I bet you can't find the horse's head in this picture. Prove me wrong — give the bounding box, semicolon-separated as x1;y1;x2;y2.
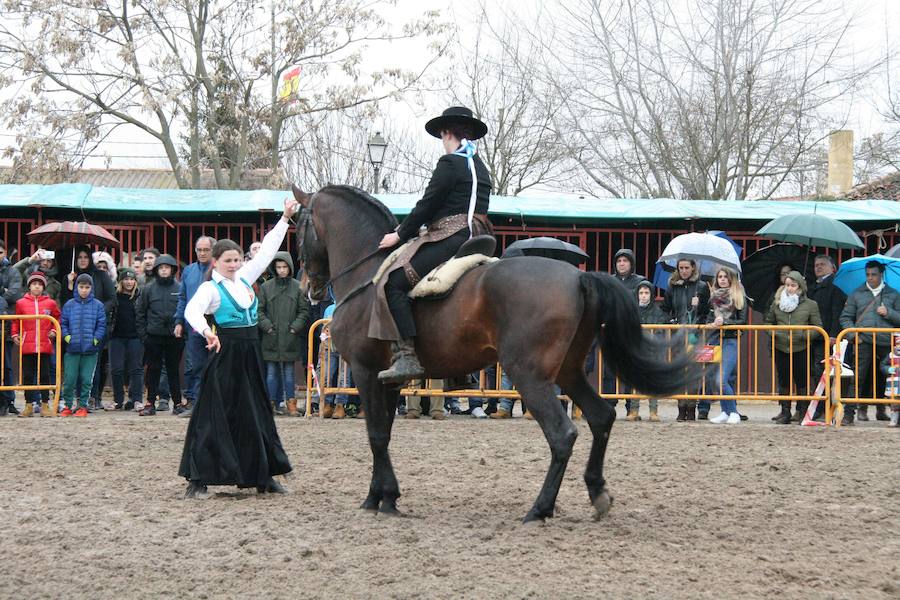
293;184;330;302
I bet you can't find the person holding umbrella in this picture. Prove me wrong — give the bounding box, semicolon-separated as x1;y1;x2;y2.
807;255;846;421
661;259;710;421
837;260;900;425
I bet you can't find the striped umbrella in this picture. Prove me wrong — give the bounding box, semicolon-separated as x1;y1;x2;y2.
27;221;120;249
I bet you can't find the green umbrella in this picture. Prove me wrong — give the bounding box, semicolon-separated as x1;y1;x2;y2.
756;213;865;250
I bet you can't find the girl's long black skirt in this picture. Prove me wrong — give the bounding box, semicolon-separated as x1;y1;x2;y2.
178;326;292;487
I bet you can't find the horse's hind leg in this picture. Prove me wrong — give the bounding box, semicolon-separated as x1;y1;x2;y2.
563;374;615;520
354;365;402;515
514;374;579;523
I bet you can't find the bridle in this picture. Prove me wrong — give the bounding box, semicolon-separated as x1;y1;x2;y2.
294;197;388;308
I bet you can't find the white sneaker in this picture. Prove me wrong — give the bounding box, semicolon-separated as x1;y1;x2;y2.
709;412;729;424
889;411;900;427
471;406;488;419
726;412;741;424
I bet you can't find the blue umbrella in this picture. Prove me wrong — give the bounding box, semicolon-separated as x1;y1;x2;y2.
654;230;743;290
833;254;900;295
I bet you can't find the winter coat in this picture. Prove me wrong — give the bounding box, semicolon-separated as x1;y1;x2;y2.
109;290;140;339
638;301;667;325
61;291;106;354
765;289;823;353
806;274;847;338
0;258;23;315
612;249;645;293
257;252;309;362
174;261;212;327
661;276;710;325
136;277;181;340
63;264;115;312
11;294;61;354
838;284;900;347
14;258;62;306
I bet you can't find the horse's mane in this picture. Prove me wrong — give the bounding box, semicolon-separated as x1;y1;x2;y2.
317;185;399;230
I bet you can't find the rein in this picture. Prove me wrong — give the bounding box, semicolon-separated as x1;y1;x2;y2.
294;203;387;311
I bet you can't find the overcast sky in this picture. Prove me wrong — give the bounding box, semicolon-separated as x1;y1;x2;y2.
2;0;898;178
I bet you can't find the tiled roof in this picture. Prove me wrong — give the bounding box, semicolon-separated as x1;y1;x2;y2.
845;172;900;201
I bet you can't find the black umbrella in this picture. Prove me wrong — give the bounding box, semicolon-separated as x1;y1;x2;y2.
502;237;589;267
742;244;816;311
887;243;900;258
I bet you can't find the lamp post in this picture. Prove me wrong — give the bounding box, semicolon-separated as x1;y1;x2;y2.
367;131;388;194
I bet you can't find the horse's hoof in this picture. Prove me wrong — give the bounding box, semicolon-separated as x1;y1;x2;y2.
592;488;613;520
360;495;380;512
522;508;551;524
378;499;402;516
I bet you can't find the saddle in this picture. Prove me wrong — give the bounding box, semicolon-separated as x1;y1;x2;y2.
406;235;497;300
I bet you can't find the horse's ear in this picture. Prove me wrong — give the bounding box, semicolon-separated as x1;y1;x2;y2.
292;184;312;208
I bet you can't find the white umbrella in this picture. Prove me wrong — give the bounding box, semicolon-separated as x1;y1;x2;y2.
658;232;742;276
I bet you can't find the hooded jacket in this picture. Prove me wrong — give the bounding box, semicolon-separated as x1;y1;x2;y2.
807;272;847;337
11;293;61;354
257;251;309;362
765;272;823;353
61;280;106;354
136;257;182;340
612;249;645;293
634;281;666;325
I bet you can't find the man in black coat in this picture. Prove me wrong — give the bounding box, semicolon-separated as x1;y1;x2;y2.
806;254;847;420
612;248;645;293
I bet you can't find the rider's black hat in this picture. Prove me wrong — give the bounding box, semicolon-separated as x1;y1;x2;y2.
424;106;488;140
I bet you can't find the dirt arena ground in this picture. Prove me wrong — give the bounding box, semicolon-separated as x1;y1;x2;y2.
1;400;897;600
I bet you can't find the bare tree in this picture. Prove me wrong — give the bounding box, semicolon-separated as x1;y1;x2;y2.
447;15;573;196
512;0;875;199
0;0;447;189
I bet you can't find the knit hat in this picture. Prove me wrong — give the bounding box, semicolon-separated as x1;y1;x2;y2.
26;272;47;287
75;273;94;288
784;270;807;294
120;268;137;280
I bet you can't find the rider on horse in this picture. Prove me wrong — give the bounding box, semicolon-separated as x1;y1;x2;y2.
375;106;493;385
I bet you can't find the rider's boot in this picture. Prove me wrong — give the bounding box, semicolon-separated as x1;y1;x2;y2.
378;338;426;385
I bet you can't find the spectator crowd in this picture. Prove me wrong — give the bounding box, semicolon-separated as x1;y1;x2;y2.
0;235;898;427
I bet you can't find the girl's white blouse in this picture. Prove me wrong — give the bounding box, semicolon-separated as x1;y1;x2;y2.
185;218;290;336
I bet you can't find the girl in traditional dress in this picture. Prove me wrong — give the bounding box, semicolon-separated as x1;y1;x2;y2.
179;197;298;499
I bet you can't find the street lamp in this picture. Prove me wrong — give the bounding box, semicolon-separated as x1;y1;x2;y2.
367;131;388;194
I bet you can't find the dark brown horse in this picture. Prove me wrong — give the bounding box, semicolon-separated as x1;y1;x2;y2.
294;185;696;522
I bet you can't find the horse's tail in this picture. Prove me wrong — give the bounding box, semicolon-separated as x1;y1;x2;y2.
580;272;697;397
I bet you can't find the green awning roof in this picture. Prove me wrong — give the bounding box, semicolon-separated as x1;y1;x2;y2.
2;183;897;223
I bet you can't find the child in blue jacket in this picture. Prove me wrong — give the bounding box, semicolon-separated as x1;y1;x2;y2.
60;274;106;417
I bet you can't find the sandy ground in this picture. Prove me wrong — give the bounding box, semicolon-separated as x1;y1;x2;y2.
1;400;898;600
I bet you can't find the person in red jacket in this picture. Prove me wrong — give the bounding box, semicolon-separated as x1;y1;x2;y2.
11;272;61;417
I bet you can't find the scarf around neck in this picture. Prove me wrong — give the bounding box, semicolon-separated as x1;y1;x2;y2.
779;291;800;313
710;288;734;320
867;281;885;296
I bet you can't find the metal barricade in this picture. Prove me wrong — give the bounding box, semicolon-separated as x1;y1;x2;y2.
0;314;63;411
306;319;831;421
832;327;900;427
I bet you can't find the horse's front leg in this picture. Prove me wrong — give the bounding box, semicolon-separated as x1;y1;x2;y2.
355;365;402;514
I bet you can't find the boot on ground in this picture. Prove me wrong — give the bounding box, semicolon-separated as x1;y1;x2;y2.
648;408;660;422
18;403;34;418
875;404;890;421
626;409;641;422
40;401;56;417
286;398;299;417
322;403;334;419
857;405;869;421
490;408;511;419
332;404;346;419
